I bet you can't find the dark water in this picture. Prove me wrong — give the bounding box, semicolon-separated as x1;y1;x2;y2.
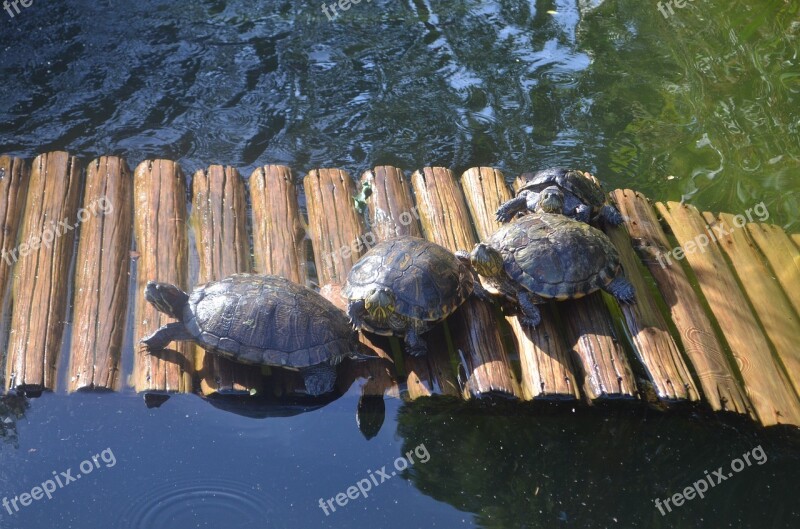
1;1;799;528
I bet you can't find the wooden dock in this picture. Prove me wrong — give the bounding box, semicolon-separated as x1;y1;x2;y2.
1;152;798;428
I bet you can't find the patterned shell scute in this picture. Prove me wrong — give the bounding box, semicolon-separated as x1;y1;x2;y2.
520;167;606;207
344;236;472;321
489;214;621;299
186;274;354;368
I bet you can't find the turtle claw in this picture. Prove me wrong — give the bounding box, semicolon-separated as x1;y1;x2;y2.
520;316;541;328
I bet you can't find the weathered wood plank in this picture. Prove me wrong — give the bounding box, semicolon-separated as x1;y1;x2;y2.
361;166;459;399
746;222;800;318
461;167;581;400
703;212;800;399
411;167;521;399
6;151;81;393
133;160;192;393
612;189;751;415
304;168;398;398
657;201;800;426
192;165;262;396
0;156;29;315
249;164;308;397
598;189;699;402
69;156;132;392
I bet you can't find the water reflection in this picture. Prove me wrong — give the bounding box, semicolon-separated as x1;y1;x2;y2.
396;398;800;528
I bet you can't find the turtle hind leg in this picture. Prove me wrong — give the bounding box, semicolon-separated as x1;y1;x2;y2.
300;362;337;396
517;291;543;327
606;276;636;304
600;204;625;226
404;327;428;357
141;322;193;351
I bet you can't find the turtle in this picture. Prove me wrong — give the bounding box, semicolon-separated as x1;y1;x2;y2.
344;236;484;356
495;167;624;226
464;187;635;327
141;273;372;396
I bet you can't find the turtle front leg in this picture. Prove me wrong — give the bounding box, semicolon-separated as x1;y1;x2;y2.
141;322;194;351
470;278;493;303
517;291;543;327
605;276;636;304
347;299;367;329
600;204;625;226
300;362;337;396
495;191;533;223
404;326;428;357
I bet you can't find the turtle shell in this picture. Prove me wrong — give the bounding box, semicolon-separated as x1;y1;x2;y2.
487;213;622;299
343;236;473;322
182;274;355;368
518;167;606;208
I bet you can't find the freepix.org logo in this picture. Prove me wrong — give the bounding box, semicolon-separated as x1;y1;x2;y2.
2;447;117;516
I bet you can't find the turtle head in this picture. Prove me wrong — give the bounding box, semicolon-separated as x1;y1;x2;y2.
144;281;189;320
469;243;504;278
537;185;565;214
365;288;396;323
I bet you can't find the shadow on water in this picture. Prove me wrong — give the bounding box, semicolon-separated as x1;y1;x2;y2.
396;398;800;528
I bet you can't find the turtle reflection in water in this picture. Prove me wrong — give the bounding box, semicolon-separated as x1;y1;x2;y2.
141;274;373;396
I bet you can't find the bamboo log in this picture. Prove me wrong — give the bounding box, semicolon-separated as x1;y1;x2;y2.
746;222;800;318
703;212;800;398
461;167;582;400
0;156;29;314
133;160;192;393
304;168;398;398
657;201;800;426
792;234;800;251
249;164;308;396
6;152;81;393
69;156;132;392
412;167;521;399
612;190;751;415
192;165;262;396
361;166;459;399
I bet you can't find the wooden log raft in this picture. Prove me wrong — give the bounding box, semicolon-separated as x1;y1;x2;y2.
192;165;262;396
658;201;800;426
360;166;459;399
5;152;82;393
612;190;752;416
69;156;132;392
133;160;192;393
703;212;800;398
249;164;308;396
304;168;398;398
461;167;582;400
411;167;521;399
